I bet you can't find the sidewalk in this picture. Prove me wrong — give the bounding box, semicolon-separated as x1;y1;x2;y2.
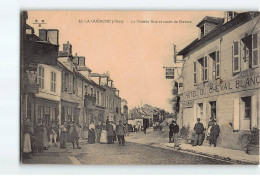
164;143;259;165
22;140;87;164
127;127;259;165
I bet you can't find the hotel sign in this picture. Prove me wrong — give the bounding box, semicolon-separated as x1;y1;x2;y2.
165;67;175;79
181;71;260;101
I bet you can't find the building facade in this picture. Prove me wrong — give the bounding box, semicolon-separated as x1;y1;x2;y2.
177;11;260;150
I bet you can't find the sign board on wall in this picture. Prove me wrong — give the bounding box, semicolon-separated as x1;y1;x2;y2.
165;67;175;79
181;71;260;101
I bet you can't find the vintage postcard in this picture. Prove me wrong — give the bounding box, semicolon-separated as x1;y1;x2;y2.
20;11;260;165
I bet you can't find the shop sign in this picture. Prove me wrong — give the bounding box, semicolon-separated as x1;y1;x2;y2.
182;100;194;108
182;72;260;101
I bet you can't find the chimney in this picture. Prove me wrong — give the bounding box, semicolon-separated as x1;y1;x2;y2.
63;41;72;55
39;29;47;41
39;29;59;45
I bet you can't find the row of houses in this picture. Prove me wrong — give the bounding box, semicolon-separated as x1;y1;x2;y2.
173;11;260;150
20;12;128;139
129;104;172;127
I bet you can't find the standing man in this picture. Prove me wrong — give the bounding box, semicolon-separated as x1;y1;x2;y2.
116;120;126;146
106;121;114;144
210;120;220;147
169;120;174;143
172;121;179;148
193;118;205;146
71;122;81;149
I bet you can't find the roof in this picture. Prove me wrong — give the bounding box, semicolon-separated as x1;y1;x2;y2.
196;16;224;27
58;51;69;57
26;24;34;30
178;12;254;56
77;66;91;71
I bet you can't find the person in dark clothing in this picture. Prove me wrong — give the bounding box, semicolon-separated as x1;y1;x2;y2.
169;120;179;143
193;118;205;146
116;120;126;146
71;122;81;149
210;120;220;147
106;122;114;144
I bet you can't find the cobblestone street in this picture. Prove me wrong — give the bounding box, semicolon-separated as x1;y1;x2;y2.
73;141;231;165
23;138;232;165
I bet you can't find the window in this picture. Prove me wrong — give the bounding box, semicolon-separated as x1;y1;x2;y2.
216;51;220;78
242;97;251;119
252;33;258;68
200;25;205;38
73;77;77;94
101;92;103;106
77;79;82;97
210;51;220;79
193;62;197;84
210;101;216;119
51;72;56;92
84;86;88;95
91;88;93;95
44;107;50;122
233;41;240;73
62;71;65;91
240;96;251;130
198;56;208;82
97;91;99;105
38;66;44;89
68;75;73;93
198;103;203;120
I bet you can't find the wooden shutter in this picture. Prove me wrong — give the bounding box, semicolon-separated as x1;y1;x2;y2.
252;33;258;68
216;51;220;78
193;61;197;84
251;95;257;129
233;98;240;131
204;56;208;81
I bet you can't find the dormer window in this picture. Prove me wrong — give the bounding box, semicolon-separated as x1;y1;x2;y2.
200;25;205;38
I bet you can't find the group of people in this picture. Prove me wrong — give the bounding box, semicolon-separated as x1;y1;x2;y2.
22;118;82;159
193;117;220;147
168;117;220;148
86;119;127;146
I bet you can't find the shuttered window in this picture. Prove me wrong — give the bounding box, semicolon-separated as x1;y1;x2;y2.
233;41;240;73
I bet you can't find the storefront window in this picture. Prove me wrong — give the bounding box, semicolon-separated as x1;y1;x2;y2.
210;101;216;119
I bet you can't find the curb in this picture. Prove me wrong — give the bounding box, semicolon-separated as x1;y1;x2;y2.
168;145;258;165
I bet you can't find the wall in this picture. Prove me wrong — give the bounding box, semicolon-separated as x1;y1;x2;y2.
180;14;260;150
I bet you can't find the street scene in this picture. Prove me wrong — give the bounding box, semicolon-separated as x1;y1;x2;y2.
21;11;260;165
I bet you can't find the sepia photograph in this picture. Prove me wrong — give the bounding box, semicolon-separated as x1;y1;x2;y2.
20;10;260;165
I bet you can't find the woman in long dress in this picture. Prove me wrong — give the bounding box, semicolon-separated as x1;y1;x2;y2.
42;121;49;150
96;121;101;143
100;122;108;144
88;121;96;144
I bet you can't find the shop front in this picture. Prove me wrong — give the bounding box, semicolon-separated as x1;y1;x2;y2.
61;100;79;124
34;97;59;125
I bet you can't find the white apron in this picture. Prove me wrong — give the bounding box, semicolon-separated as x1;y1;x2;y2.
100;130;108;144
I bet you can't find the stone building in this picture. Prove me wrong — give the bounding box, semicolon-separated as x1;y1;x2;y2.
177;11;260;150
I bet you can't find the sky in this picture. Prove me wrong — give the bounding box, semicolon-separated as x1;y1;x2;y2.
27;11;224;113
